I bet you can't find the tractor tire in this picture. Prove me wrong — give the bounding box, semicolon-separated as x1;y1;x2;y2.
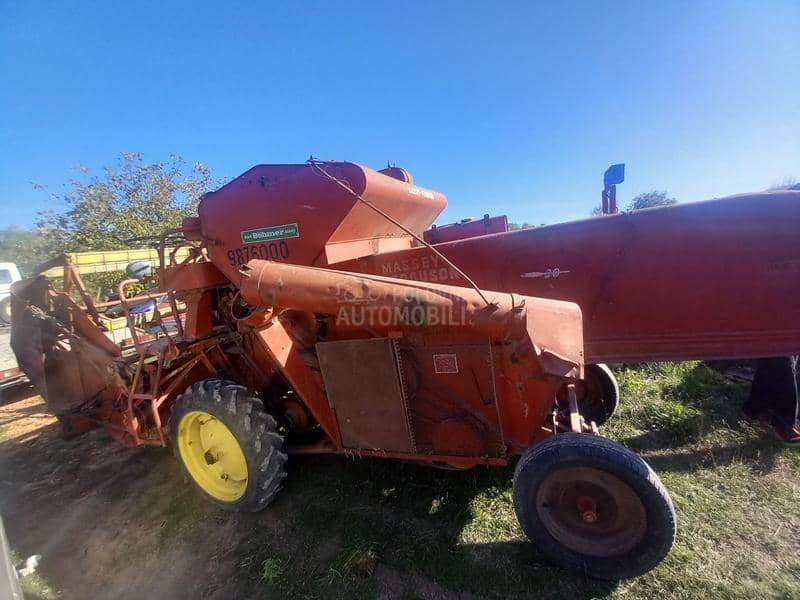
579;364;620;426
512;433;675;580
0;297;11;325
169;378;287;512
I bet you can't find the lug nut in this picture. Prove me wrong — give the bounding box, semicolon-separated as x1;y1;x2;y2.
580;510;598;523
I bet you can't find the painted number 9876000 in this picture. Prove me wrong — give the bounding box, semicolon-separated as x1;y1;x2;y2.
228;242;290;266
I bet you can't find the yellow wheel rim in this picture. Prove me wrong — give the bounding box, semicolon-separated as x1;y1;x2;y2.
177;410;248;502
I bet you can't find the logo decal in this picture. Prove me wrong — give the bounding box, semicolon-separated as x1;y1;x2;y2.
520;267;570;279
241;223;300;244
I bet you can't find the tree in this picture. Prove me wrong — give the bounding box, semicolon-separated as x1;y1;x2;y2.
508;222;534;231
0;227;53;276
767;177;798;190
37;152;213;252
23;153;214;299
627;190;676;211
590;190;677;216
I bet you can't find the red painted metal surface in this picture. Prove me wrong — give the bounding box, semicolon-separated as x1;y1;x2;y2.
239;258;584;454
200;161;798;363
334;190;800;363
197;162;446;283
422;214;508;244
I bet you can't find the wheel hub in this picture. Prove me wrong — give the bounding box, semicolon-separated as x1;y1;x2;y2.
177;410;248;502
536;466;647;557
576;495;598;523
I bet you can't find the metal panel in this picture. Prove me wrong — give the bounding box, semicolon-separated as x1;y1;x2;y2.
398;340;505;458
316;338;413;453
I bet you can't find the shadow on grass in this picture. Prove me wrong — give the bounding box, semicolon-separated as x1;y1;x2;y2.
616;362;784;475
226;455;618;599
640;437;781;475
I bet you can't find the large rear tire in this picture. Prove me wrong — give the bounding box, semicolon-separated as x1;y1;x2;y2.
512;433;675;579
169;379;287;512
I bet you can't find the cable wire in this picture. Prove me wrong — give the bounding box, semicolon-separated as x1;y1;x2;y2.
307;157;491;306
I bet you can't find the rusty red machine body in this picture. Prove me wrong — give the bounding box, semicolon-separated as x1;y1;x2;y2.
11;161;591;461
9;160;799;579
198;162;800;364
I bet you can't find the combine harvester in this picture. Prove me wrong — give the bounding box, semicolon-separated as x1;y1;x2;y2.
9;160;799;579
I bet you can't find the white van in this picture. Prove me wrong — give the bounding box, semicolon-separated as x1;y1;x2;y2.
0;262;27;394
0;263;21;325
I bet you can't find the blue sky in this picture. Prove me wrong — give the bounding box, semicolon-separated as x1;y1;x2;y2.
1;1;798;229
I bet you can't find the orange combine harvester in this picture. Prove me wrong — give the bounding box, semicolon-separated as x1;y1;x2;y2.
10;160;800;578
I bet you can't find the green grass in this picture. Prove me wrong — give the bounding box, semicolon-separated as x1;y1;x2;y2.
8;551;55;600
18;571;55;600
261;557;286;583
606;362;800;599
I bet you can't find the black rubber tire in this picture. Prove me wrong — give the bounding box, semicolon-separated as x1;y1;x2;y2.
169;378;287;512
512;433;676;580
0;297;11;325
580;364;620;426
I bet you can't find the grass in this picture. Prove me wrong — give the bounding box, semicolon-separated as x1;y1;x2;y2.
261;557;286;583
603;362;800;599
9;551;55;600
226;361;799;599
18;571;55;600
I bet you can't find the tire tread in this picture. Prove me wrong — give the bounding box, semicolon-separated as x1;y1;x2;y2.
169;378;288;512
512;433;675;579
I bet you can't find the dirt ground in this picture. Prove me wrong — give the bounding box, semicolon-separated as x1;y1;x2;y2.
1;362;798;600
0;391;497;600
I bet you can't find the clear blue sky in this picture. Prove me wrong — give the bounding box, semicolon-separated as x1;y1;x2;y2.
1;1;798;228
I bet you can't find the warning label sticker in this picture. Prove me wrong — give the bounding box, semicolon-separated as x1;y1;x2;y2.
241;223;300;244
433;354;459;374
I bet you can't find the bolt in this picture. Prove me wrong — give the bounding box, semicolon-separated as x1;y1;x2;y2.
576;495;598;524
580;510;598;523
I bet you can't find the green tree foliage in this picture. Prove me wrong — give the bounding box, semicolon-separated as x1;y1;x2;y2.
508;222;534;231
767;177;798;190
37;152;213;252
0;227;52;276
627;190;677;211
591;190;677;216
3;153;214;299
